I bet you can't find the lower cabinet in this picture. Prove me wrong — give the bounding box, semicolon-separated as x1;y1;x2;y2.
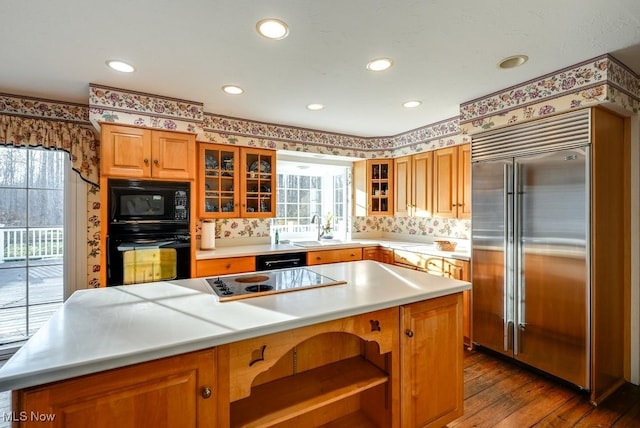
307;248;363;265
12;349;218;428
363;246;394;264
394;251;472;348
401;293;464;428
444;258;472;349
11;296;464;428
196;256;256;277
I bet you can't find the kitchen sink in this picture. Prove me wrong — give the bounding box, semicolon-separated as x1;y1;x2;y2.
293;240;343;248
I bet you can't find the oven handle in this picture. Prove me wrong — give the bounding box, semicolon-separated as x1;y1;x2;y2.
264;258;302;267
116;240;190;250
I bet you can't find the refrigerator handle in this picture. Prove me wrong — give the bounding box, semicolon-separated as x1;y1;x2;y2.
513;162;523;356
503;164;512;352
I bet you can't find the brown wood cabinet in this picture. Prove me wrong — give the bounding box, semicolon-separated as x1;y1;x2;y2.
12;296;466;428
394;151;433;217
393;249;446;275
366;159;393;215
197;144;276;219
401;293;464;428
444;258;472;349
198;143;276;218
12;348;218;428
307;248;363;265
433;144;470;219
363;246;394;264
353;158;396;217
198;144;240;217
394;250;472;348
195;256;256;277
101;123;196;180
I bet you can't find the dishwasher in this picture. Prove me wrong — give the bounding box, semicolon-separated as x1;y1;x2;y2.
255;252;307;271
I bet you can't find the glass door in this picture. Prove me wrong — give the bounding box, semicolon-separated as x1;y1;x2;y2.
367;160;393;215
199;144;239;218
0;147;65;345
241;149;275;217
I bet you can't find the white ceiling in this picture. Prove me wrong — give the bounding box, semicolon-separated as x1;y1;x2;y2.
1;0;639;137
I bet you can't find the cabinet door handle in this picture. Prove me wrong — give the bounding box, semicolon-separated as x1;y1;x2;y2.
405;329;414;338
154;159;159;165
316;257;322;261
350;253;355;257
226;264;231;269
144;158;149;165
201;387;212;399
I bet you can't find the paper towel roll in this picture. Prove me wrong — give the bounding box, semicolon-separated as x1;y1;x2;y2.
201;221;216;250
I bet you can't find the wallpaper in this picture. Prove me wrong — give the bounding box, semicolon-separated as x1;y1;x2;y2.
352;216;471;240
0;53;638;289
200;215;470;242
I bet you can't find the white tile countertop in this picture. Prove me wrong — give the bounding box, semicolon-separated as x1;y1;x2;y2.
0;260;470;391
197;239;471;261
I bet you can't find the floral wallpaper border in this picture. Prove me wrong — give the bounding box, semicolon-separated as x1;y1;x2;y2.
201;113;462;155
460;54;640;134
0;92;89;123
88;84;203;133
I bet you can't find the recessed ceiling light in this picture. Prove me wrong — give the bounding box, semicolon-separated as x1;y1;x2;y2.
256;18;289;40
106;60;135;73
366;58;393;72
403;100;422;108
306;103;324;111
498;55;529;69
222;85;244;95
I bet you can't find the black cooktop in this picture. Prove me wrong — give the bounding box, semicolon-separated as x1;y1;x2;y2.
206;267;346;301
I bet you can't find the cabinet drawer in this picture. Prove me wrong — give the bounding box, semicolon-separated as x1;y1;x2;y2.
394;250;443;274
196;256;255;277
307;248;363;265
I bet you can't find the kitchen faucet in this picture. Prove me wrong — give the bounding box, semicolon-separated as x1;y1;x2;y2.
311;214;323;240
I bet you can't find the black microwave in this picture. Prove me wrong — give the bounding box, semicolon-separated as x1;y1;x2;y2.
108;179;190;225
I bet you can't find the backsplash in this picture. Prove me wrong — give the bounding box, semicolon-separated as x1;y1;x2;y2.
352;216;470;240
199;215;469;243
196;218;271;240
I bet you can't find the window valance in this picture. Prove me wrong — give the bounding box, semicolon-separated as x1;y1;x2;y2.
0;115;99;186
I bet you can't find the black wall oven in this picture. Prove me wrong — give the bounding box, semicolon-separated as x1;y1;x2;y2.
106;179;192;286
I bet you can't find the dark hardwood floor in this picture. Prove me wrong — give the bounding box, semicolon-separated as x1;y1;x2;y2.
449;348;640;428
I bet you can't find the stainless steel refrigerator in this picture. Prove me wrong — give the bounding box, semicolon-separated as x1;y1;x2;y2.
471;113;591;389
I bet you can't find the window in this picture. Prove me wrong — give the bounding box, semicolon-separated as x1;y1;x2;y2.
0;146;66;345
272;156;351;241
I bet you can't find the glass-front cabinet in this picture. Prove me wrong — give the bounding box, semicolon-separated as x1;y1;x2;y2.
367;159;393;215
198;144;276;218
199;145;240;218
240;148;275;217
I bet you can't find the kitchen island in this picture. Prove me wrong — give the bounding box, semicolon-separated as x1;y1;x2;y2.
0;260;470;427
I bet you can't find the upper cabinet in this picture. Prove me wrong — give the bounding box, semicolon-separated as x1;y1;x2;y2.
101;123;196;180
240;148;276;217
198;144;276;218
367;159;394;215
433;144;471;219
394;151;433;217
352;159;394;216
199;144;240;218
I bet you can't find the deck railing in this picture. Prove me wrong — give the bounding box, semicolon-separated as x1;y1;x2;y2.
0;227;64;262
